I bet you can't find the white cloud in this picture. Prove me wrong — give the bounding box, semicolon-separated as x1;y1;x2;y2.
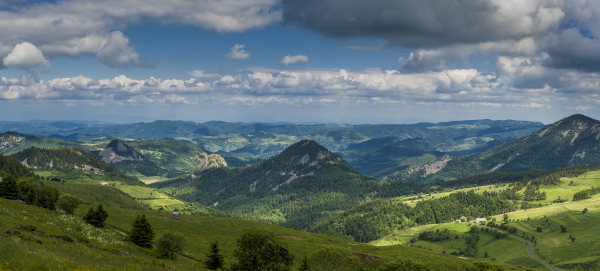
3;42;50;69
0;0;281;68
96;31;152;68
188;70;222;78
226;44;250;59
279;54;309;65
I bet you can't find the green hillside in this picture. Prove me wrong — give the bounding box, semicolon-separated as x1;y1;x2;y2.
0;131;77;156
9;147;144;186
154;140;384;229
339;144;440;174
0;198;511;271
126;140;209;177
310;164;600;243
373;169;600;270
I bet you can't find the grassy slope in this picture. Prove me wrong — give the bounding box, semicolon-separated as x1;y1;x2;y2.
373;169;600;270
0;198;500;271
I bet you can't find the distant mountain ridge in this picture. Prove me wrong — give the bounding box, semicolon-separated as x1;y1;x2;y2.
386;114;600;183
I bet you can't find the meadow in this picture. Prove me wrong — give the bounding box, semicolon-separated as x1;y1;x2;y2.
0;198;504;271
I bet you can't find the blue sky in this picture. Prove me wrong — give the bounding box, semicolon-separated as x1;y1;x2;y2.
1;0;600;124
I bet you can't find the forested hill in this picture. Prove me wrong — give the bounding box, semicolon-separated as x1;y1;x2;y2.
389;114;600;183
91;139;165;178
154;140;382;228
0;154;35;179
10;147;143;185
0;131;77;155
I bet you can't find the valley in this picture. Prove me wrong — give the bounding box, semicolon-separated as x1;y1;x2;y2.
2;114;600;270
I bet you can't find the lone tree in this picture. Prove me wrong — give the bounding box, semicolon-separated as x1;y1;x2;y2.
129;214;155;248
83;204;109;227
0;174;21;200
560;225;568;233
231;227;294;271
57;194;80;215
205;239;225;270
156;232;186;259
583;208;588;214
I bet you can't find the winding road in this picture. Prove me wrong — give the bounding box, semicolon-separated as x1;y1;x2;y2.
507;235;564;271
477;224;564;271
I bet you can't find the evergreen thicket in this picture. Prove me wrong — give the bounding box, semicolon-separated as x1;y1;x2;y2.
129;214;155;248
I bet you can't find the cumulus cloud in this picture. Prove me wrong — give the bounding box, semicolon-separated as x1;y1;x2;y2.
97;31;153;68
3;42;50;69
2;62;600;113
226;44;250;59
188;70;222;78
0;0;281;68
544;28;600;72
282;0;564;48
279;54;309;65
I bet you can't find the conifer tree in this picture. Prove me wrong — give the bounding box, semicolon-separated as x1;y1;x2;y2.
83;204;109;227
129;214;155;248
298;254;310;271
205;239;225;270
25;187;37;205
95;204;109;227
0;175;20;200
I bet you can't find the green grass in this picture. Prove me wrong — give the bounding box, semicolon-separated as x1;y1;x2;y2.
0;198;505;271
41;180;144;210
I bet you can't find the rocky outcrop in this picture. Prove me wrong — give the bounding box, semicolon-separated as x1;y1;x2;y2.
99;140;144;164
196;154;227;172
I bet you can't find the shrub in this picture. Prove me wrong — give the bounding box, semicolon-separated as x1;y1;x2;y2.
231;227;294;271
57;194;80;215
156;232;185;259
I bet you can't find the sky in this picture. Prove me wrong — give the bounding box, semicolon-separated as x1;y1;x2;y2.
1;0;600;124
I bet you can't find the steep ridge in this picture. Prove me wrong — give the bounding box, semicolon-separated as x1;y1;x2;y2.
154;140;382;229
390;114;600;183
9;147;143;185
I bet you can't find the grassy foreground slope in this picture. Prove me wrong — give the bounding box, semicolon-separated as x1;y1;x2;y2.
0;198;508;271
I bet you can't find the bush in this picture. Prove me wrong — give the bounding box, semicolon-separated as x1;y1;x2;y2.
231;228;294;271
156;232;186;259
57;194;80;215
536;226;542;233
560;225;568;233
308;245;361;271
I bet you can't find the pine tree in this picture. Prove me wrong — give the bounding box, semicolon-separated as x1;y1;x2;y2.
25;187;37;205
95;204;109;227
83;206;97;225
298;254;310;271
205;239;225;270
129;214;155;248
0;175;20;200
83;204;109;227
